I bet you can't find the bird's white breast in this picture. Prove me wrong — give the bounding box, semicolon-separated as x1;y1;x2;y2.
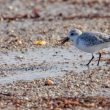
75;41;110;53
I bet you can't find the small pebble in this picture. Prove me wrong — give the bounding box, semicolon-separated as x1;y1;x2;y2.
45;79;54;86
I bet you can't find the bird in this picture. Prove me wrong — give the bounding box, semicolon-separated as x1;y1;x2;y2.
61;29;110;66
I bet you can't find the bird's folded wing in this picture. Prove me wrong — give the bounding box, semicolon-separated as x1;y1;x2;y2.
77;32;110;46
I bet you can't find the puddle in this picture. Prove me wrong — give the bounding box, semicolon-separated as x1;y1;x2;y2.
0;46;109;84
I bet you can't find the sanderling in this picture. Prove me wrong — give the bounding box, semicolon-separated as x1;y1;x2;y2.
61;29;110;66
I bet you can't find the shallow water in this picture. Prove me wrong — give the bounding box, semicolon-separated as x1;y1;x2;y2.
0;46;109;84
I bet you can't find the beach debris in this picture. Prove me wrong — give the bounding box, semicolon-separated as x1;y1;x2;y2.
45;79;54;86
33;40;46;45
107;59;110;64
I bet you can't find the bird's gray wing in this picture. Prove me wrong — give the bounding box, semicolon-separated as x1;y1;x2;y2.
77;32;110;46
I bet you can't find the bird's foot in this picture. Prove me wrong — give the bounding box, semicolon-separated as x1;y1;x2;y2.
85;63;90;69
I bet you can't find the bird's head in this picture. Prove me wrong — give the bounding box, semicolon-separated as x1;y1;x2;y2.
61;29;82;44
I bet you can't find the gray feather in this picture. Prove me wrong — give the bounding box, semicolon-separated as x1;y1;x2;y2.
77;32;110;46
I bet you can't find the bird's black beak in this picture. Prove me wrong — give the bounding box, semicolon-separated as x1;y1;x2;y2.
61;37;69;44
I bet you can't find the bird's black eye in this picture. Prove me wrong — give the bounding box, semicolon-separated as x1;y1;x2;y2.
70;32;74;36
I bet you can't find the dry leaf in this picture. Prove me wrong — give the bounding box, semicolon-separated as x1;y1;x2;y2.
33;40;46;45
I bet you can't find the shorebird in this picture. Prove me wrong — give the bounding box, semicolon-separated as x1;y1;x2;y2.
61;29;110;66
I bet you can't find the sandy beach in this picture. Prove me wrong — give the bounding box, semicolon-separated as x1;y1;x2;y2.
0;0;110;109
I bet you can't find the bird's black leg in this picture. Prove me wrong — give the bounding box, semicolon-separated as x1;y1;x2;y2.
97;53;101;66
86;54;94;66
